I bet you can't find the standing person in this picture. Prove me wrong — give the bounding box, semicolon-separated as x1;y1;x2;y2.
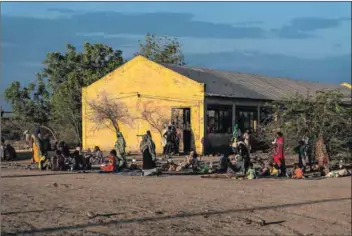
237;141;250;174
233;124;241;140
243;130;251;153
273;132;285;176
237;127;243;141
43;134;51;152
31;133;47;170
173;126;180;155
114;130;126;163
140;131;157;173
161;124;168;155
231;124;240;153
294;141;306;171
302;130;312;171
163;126;173;157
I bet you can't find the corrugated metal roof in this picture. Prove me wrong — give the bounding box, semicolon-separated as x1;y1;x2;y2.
162;64;351;102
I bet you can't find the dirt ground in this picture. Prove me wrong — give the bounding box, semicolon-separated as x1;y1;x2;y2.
1;160;351;236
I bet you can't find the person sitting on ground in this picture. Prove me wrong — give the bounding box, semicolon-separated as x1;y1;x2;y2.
292;163;304;179
258;162;270;177
231;150;243;172
58;141;70;158
101;150;117;172
3;143;17;161
55;150;66;171
94;146;104;164
246;163;256;180
217;153;230;173
269;163;279;177
72;146;85;170
185;150;200;172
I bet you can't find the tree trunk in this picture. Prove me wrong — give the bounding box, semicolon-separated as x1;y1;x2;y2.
314;136;330;175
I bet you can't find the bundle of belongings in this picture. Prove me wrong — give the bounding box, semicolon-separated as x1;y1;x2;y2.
325;169;351;178
161;151;203;173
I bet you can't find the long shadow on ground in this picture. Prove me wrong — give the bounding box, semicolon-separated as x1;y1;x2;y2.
10;197;351;235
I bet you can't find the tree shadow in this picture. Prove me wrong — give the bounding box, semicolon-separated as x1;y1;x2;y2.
14;197;351;234
1;172;90;178
264;220;286;225
2;207;67;216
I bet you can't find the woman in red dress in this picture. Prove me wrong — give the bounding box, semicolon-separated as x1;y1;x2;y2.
273;132;285;175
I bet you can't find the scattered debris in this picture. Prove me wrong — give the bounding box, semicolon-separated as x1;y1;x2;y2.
326;169;351;178
87;211;96;218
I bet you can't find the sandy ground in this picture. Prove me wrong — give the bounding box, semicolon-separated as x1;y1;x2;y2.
1;160;351;236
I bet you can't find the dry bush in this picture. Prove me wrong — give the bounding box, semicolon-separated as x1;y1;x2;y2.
262;90;352;160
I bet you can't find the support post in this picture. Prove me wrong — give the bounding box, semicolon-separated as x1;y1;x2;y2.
232;103;236;128
257;105;260;133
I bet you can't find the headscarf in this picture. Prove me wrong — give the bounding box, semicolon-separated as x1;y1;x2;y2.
140;134;156;159
115;131;126;154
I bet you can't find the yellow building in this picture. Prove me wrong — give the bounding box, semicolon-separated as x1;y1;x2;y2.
82;55;205;154
82;55;351;154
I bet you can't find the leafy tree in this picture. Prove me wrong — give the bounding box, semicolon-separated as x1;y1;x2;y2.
5;76;50;125
4;42;124;143
4;75;58;139
263;90;352;165
41;42;124;142
136;33;186;66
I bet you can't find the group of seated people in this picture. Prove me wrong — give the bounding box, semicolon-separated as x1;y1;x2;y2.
49;142;90;171
215;143;305;180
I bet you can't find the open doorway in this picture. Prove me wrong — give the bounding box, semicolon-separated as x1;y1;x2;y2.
171;108;191;154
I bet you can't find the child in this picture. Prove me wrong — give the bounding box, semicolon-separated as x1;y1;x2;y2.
100;150;117;172
292;164;304;179
247;163;256;180
185;150;200;172
269;163;279;177
258;162;270;176
230;137;237;153
234;151;244;172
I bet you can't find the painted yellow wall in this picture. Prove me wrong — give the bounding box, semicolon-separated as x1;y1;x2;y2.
82;56;205;154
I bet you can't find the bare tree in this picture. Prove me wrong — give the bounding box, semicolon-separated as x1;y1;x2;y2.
140;103;169;138
88;93;132;137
